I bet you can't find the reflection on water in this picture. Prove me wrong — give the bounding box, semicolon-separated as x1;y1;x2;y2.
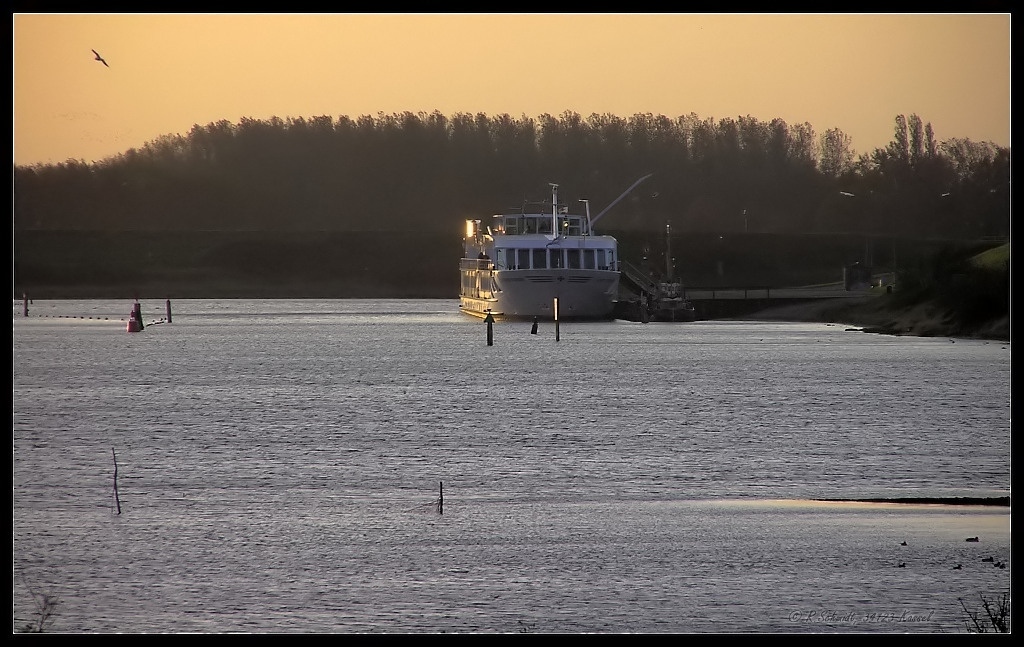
13;300;1010;633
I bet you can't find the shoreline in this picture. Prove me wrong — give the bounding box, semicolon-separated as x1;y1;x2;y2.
14;292;1010;342
736;295;1009;342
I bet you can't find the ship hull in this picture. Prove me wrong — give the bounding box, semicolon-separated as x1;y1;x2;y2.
459;268;619;321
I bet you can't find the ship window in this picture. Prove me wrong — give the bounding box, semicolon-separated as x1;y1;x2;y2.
532;248;546;270
567;249;581;269
583;249;596;269
517;249;529;270
549;249;563;268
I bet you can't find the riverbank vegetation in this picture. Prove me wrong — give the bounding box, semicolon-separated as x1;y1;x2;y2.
14;110;1008;314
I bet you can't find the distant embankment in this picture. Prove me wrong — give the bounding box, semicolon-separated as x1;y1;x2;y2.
13;229;992;302
14;230;462;299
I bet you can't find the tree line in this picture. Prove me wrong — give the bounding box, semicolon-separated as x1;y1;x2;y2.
13;110;1009;239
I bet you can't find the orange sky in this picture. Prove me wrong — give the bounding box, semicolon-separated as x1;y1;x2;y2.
12;13;1011;166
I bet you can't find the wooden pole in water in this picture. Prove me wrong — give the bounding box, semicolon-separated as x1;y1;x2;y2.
437;481;443;515
165;299;172;323
112;447;121;515
484;310;495;346
23;294;28;317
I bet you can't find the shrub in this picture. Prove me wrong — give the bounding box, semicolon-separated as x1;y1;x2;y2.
959;591;1010;633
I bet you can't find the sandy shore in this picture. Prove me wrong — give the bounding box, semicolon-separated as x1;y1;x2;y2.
737;296;1009;342
816;497;1009;507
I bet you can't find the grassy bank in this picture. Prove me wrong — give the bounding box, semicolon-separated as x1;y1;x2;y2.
742;294;1009;341
742;242;1009;342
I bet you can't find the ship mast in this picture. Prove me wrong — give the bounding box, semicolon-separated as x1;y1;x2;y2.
549;183;559;236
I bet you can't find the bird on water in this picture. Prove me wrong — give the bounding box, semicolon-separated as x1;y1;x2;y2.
92;49;109;67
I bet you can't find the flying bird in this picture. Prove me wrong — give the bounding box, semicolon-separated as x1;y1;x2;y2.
92;49;109;67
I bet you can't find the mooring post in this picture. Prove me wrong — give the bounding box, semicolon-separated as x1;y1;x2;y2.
484;310;495;346
165;299;172;323
437;481;443;515
531;316;538;335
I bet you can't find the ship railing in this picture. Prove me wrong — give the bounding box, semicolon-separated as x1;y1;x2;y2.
462;260;618;272
460;258;493;271
619;260;658;297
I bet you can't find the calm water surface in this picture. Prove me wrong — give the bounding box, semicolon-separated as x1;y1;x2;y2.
13;299;1011;633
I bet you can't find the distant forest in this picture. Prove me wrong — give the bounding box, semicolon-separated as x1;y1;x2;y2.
13;110;1010;239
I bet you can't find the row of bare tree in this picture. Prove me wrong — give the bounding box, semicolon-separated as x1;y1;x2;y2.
14;111;1009;239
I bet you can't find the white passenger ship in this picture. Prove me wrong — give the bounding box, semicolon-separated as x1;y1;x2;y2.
460;176;650;321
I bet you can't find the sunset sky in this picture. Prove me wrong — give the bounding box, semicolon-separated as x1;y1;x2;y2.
12;13;1011;167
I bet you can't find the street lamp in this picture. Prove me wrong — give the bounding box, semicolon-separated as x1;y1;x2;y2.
891;240;897;292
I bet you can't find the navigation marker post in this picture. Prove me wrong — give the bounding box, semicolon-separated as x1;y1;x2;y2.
554;297;560;342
